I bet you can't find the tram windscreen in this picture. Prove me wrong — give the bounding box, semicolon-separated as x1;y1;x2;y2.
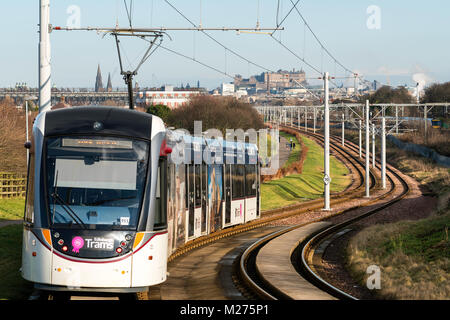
45;136;149;229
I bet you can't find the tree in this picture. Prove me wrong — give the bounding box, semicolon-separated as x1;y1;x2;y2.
146;104;172;123
0;99;29;174
422;82;450;103
166;95;264;136
360;86;414;104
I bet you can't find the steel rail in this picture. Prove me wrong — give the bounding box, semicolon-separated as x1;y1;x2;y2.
236;126;393;299
297;139;410;300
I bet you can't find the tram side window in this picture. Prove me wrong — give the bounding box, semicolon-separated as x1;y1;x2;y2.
24;152;35;223
195;164;201;207
154;160;168;230
245;165;257;197
232;164;245;199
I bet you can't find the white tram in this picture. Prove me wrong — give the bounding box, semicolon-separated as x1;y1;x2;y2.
21;106;260;295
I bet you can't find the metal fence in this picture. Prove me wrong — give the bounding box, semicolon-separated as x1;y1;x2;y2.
0;172;26;199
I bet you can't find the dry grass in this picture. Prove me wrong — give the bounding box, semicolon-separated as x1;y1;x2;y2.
399;123;450;157
386;145;450;201
345;130;450;299
347;211;450;300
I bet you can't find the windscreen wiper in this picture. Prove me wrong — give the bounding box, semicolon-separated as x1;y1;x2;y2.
50;192;88;230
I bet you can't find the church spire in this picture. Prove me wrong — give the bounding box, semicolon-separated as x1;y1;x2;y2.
95;64;104;92
106;73;112;92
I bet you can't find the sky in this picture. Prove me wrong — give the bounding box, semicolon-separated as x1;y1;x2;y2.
1;0;449;90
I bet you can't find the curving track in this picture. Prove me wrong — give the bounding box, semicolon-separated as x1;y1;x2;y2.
237;124;410;300
156;124;409;300
32;124;410;300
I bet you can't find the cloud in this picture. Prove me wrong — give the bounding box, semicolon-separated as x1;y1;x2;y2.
376;66;410;76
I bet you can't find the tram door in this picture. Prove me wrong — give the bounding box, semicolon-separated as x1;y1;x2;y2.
194;164;202;238
201;164;207;234
187;164;195;239
224;164;231;225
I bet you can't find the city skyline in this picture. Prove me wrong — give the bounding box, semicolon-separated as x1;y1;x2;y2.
1;1;449;90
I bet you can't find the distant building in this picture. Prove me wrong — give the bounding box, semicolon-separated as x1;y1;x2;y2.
221;83;235;96
136;85;202;109
106;73;113;92
234;68;307;93
372;80;382;91
265;69;307;91
95;64;104;92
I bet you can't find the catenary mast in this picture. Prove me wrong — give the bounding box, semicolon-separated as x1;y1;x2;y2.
39;0;52;113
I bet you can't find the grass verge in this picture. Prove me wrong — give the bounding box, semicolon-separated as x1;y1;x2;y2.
0;198;31;300
0;224;33;300
344;129;450;299
261;134;350;211
0;198;25;221
347;210;450;299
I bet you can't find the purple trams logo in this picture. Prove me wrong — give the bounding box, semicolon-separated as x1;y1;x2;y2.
72;236;84;253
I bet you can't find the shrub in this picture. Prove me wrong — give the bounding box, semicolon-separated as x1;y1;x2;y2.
166;95;264;135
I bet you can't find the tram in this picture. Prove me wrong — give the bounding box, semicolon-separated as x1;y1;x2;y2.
431;118;442;129
21;106;260;295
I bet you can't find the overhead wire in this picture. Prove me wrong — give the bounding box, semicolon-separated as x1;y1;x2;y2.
269;0;371;94
287;0;354;76
163;0;274;73
159;45;234;79
161;0;364;97
123;0;134;29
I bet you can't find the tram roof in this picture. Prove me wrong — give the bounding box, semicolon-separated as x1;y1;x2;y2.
43;106;156;140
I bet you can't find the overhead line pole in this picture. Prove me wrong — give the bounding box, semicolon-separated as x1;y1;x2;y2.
365;100;370;198
372;123;376;168
381;117;386;189
39;0;52;113
359;119;362;158
323;72;331;211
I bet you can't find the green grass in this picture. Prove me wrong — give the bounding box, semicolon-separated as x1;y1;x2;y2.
0;199;31;300
381;213;450;263
279;131;301;169
348;210;450;299
261;135;351;211
0;198;25;221
0;224;33;300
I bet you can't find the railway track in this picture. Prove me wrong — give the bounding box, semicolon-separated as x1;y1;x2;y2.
236;125;410;300
30;124;409;300
159;125;406;300
165;127;376;265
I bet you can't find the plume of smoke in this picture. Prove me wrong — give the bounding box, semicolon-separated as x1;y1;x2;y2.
413;73;432;93
412;73;432;102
